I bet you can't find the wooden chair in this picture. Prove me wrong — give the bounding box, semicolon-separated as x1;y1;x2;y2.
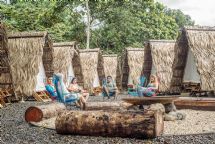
32;91;51;102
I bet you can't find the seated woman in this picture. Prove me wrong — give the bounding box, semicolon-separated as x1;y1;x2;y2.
137;74;159;97
53;73;87;109
102;76;118;99
45;77;57;100
68;77;89;101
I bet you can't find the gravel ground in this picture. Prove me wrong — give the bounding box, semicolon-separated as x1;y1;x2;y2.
164;109;215;135
1;95;215;144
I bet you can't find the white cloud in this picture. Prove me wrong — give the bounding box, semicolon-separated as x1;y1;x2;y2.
156;0;215;26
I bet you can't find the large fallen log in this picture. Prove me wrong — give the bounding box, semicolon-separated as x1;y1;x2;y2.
25;103;66;122
55;110;164;139
85;101;132;110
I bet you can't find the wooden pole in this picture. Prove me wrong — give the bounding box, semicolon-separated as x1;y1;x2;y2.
86;0;90;49
56;110;164;139
25;103;66;122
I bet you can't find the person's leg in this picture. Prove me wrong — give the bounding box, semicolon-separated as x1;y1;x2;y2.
103;86;110;98
83;92;89;101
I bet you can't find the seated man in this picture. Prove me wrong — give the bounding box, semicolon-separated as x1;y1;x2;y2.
68;77;89;101
137;74;159;97
102;76;117;99
45;77;57;100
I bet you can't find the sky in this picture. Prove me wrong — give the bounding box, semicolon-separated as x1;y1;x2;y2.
157;0;215;26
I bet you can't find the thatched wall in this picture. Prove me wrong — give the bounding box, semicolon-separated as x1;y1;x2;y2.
144;40;176;92
53;42;76;84
102;54;122;89
122;48;145;89
171;26;215;92
0;24;13;89
79;48;105;90
8;32;53;97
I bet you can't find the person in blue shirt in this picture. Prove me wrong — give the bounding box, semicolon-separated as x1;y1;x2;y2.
45;77;57;100
102;76;118;99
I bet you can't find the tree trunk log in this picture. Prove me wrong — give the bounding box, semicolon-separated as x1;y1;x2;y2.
85;101;132;111
25;103;66;122
56;110;164;139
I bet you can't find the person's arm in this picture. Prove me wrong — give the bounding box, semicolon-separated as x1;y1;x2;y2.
68;84;79;92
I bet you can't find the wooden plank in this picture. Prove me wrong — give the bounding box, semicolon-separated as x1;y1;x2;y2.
122;96;179;105
174;97;215;111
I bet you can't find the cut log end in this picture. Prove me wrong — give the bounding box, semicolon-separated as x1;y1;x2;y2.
25;103;66;122
25;107;43;122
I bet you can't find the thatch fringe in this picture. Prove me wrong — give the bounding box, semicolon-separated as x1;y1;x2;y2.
0;24;13;89
79;48;104;90
171;26;215;92
53;42;77;84
145;40;176;92
122;47;145;88
8;31;53;97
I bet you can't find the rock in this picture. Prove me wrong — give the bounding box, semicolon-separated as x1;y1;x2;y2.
164;113;177;121
164;111;186;121
164;102;177;113
149;103;165;114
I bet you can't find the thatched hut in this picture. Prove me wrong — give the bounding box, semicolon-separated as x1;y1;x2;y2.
171;26;215;93
79;48;105;90
8;32;53;97
0;24;13;89
121;48;145;89
102;54;122;90
53;42;84;86
144;40;176;93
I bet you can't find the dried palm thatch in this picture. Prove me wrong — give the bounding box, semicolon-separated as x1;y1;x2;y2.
171;26;215;93
8;32;53;97
122;48;145;89
53;42;77;84
0;23;13;89
79;48;104;90
144;40;176;92
102;54;122;89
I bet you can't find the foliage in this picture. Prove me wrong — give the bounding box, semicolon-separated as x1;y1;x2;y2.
0;0;195;54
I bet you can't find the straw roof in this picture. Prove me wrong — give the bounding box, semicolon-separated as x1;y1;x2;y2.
0;24;13;89
8;31;53;97
53;42;77;83
171;26;215;92
145;40;176;92
122;47;145;88
102;54;122;89
79;48;104;90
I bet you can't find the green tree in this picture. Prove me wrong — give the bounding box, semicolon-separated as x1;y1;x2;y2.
0;0;195;54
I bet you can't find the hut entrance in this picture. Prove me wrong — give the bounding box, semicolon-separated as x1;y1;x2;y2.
171;26;215;97
79;48;105;95
53;42;83;88
103;55;122;90
182;49;201;94
8;32;53;101
122;48;145;90
144;40;176;95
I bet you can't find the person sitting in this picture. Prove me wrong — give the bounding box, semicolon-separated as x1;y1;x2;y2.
102;76;118;99
53;73;87;109
45;77;57;100
137;74;159;97
68;77;89;101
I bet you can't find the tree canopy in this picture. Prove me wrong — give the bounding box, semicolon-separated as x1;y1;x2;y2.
0;0;194;54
